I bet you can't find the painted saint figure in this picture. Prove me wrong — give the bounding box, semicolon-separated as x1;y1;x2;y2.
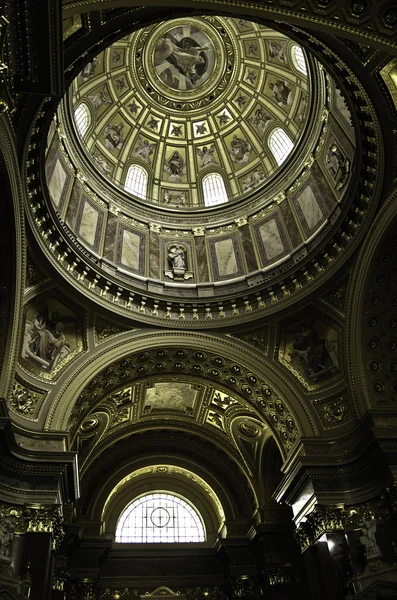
269;80;293;107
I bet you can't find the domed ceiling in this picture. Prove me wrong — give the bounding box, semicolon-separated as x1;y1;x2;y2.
39;14;358;326
70;17;310;207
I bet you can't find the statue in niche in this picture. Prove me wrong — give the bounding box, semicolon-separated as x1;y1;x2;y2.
269;80;293;107
325;143;350;190
0;515;19;557
165;244;193;281
360;520;381;559
164;151;186;182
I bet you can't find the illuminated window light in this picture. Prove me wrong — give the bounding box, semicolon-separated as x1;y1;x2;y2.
115;493;206;543
203;173;228;207
124;165;148;200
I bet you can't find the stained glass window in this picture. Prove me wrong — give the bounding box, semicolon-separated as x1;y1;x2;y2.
202;173;228;207
269;128;294;166
74;103;90;137
115;493;206;543
292;45;307;75
125;165;148;199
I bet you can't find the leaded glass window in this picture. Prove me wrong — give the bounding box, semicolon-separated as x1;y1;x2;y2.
74;103;90;137
292;45;307;75
269;128;294;166
125;165;148;199
115;493;206;543
202;173;228;207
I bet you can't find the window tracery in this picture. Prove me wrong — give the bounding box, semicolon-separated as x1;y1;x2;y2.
74;103;91;137
202;173;228;207
125;165;148;199
268;128;294;166
115;493;206;543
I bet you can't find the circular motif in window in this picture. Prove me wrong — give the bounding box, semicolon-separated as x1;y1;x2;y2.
115;493;206;543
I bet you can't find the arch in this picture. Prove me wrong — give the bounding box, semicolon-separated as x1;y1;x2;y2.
202;172;228;207
291;45;307;75
115;492;206;543
268;127;294;166
124;164;148;199
74;102;91;137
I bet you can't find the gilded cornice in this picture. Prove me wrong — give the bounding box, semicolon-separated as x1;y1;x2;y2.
61;1;397;54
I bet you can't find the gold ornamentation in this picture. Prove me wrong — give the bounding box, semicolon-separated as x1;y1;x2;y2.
321;397;350;424
9;383;38;415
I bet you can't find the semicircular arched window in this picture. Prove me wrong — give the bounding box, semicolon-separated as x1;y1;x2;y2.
74;103;91;137
292;45;307;75
202;173;228;207
269;128;294;166
115;493;206;543
124;165;148;199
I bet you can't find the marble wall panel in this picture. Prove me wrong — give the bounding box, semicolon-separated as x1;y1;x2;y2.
44;134;60;181
75;195;104;252
239;224;259;272
116;226;146;274
208;234;245;281
253;213;289;266
308;161;338;214
279;200;303;248
195;236;210;282
66;180;82;230
149;231;160;279
47;157;69;210
291;183;326;238
103;213;117;261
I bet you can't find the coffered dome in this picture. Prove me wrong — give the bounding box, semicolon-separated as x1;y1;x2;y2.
69;17;311;209
38;14;361;326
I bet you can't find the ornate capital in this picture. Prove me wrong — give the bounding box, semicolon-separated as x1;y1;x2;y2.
307;505;344;540
25;506;64;549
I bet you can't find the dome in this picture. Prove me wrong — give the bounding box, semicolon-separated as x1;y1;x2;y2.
69;17;311;209
40;15;357;327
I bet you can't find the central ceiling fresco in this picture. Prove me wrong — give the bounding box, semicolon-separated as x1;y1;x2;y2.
70;16;311;207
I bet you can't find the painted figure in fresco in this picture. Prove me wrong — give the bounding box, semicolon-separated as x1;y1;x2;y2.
197;144;217;167
242;170;265;192
154;32;210;88
360;520;381;559
168;245;186;270
133;136;156;165
103;122;124;151
269;80;293;107
229;135;252;166
92;152;111;174
79;57;99;81
250;107;271;132
268;40;287;63
289;322;334;378
325;143;350;190
88;88;112;109
164;151;186;182
22;308;73;372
